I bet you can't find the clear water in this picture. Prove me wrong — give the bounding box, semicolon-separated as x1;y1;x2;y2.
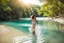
0;18;64;43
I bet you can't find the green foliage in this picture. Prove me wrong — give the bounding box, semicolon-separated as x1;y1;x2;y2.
0;0;40;21
3;6;12;11
0;0;9;6
39;0;64;17
10;0;40;18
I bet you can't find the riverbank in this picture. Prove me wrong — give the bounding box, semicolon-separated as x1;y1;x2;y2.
0;25;25;43
53;17;64;24
20;17;64;24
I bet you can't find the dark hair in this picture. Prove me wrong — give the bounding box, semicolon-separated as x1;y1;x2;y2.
31;14;36;19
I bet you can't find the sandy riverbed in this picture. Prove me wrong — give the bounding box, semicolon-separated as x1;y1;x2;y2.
0;25;25;43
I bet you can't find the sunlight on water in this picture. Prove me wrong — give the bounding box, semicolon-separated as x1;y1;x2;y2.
20;17;52;20
19;24;31;27
1;18;64;43
13;25;45;43
36;25;45;43
13;36;32;43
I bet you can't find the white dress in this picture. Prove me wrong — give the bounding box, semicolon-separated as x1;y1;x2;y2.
29;20;36;34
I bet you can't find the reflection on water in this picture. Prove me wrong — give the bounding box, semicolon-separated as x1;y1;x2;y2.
37;20;64;43
12;25;44;43
13;36;32;43
0;19;64;43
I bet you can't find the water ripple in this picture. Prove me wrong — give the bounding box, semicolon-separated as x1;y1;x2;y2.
12;25;45;43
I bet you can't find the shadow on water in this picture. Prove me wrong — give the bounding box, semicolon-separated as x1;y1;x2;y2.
31;34;37;43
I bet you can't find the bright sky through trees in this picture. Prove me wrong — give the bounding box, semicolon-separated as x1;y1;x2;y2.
19;0;42;6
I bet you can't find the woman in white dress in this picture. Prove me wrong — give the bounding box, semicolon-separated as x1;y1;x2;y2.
29;14;36;34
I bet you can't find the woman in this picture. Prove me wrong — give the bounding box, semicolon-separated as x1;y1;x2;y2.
29;14;36;34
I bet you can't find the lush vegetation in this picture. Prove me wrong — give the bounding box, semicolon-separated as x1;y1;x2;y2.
0;0;64;21
38;0;64;17
0;0;40;21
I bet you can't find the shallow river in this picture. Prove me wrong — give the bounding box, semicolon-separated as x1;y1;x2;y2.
0;18;64;43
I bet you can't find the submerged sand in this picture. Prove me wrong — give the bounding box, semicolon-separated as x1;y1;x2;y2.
0;25;25;43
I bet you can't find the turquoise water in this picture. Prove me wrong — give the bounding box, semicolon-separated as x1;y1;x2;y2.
0;18;64;43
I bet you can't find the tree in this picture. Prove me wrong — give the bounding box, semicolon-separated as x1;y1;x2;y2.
39;0;64;17
0;0;12;20
0;0;40;21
